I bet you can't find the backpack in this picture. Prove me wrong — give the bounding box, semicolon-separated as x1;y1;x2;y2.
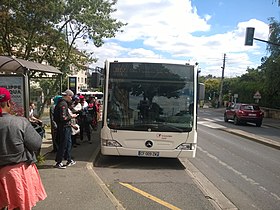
53;99;63;123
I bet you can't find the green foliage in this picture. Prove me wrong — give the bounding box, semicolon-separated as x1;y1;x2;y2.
228;68;264;104
260;56;280;108
36;154;45;165
260;18;280;108
0;0;125;114
0;0;125;75
204;78;220;101
267;18;280;58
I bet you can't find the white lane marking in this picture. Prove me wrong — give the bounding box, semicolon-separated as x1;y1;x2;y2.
198;121;226;129
197;146;280;201
201;117;224;122
202;118;216;122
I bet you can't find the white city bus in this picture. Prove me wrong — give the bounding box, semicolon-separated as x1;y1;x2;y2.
101;58;198;158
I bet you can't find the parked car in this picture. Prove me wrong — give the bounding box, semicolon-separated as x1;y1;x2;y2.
224;103;264;127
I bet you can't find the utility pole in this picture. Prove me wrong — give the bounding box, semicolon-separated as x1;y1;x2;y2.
218;53;226;108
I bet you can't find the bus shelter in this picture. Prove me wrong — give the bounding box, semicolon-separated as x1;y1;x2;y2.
0;55;62;118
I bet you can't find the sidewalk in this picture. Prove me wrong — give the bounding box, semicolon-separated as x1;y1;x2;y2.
34;126;124;210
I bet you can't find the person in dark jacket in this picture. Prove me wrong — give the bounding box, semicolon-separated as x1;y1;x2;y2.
53;89;78;169
49;95;62;152
79;95;91;143
0;87;47;209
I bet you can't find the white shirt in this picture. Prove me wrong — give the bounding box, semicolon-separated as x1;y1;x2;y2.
73;103;82;112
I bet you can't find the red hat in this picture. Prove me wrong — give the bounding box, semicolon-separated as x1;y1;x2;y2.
0;87;11;102
0;87;11;117
79;95;85;99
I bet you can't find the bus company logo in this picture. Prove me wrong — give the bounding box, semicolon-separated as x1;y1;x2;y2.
156;134;172;139
145;140;153;148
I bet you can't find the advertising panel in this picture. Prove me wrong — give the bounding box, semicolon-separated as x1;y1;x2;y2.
68;76;77;95
0;75;25;116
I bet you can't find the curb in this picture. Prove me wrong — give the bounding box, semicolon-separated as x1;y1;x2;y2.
87;147;125;210
220;128;280;150
263;123;280;130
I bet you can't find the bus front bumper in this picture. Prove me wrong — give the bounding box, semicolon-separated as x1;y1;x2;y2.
101;146;196;158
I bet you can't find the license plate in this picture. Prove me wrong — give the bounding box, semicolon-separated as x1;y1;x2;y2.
138;151;159;157
249;114;256;116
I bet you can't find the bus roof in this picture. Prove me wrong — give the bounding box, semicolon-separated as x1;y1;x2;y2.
105;58;197;66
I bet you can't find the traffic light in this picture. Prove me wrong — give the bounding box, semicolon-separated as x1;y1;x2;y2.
245;27;255;46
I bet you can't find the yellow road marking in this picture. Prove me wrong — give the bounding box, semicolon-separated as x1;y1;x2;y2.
119;182;181;210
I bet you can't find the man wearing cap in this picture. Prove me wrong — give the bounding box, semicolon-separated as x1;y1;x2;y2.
0;87;47;209
53;89;78;169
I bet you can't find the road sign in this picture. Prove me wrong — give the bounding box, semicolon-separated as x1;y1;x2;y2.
253;91;261;99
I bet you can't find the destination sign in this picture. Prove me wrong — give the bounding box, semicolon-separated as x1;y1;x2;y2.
109;62;193;81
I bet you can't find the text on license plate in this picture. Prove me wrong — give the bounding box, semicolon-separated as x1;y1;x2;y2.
249;114;256;116
138;151;160;157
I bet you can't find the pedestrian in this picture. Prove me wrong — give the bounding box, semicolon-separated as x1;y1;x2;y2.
73;95;82;113
0;87;47;210
69;100;80;148
71;95;82;146
29;101;45;138
79;95;92;143
29;102;43;125
96;98;101;122
53;89;78;169
87;97;97;130
49;95;62;152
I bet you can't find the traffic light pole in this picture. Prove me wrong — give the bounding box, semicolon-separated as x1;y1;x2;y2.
245;27;280;47
253;38;280;47
218;53;226;108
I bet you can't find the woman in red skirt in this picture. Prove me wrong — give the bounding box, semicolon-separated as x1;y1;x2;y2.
0;87;47;210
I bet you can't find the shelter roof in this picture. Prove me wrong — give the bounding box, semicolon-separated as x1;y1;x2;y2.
0;56;61;74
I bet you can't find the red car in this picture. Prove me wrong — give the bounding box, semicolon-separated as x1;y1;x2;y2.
224;103;264;127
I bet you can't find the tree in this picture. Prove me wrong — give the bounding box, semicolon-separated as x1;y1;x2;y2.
0;0;126;114
259;18;280;108
227;68;264;104
204;78;220;106
272;0;280;6
0;0;125;66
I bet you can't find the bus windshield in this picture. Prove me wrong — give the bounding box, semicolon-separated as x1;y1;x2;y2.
106;62;194;132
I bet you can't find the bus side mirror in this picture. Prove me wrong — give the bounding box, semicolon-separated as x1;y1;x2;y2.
198;83;205;100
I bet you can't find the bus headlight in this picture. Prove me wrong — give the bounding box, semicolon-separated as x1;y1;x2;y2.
102;139;122;147
176;143;195;150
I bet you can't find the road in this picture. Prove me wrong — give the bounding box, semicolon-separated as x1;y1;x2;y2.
192;109;280;210
93;109;280;210
94;154;215;210
198;108;280;143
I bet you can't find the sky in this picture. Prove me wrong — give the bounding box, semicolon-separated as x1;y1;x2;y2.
77;0;280;77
